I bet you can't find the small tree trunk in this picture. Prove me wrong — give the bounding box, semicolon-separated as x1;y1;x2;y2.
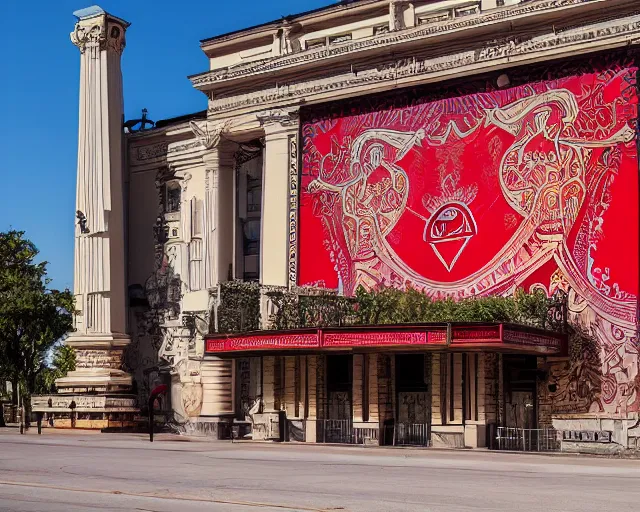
11;377;18;406
24;395;32;429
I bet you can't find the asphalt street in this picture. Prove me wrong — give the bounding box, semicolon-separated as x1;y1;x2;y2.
0;429;639;511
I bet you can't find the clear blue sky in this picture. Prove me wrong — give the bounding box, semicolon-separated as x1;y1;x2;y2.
0;0;333;290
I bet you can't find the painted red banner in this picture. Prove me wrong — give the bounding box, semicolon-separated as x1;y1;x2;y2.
299;62;640;413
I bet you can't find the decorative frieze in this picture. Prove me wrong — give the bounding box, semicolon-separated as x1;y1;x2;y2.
135;140;201;162
191;0;598;88
207;14;640;114
75;349;124;370
257;107;300;127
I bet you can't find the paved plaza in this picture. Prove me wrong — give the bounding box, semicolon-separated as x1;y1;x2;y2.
0;430;639;511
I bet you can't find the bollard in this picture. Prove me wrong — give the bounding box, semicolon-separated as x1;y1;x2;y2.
69;400;77;429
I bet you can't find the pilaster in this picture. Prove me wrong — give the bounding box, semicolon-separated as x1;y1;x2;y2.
258;107;300;288
203;143;235;288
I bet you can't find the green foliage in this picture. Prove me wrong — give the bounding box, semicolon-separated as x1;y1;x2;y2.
35;344;77;394
267;286;562;332
353;286;555;327
216;281;261;334
0;230;74;404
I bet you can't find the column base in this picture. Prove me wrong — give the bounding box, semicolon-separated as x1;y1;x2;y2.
55;369;132;394
185;417;234;439
57;332;133;393
31;394;138;430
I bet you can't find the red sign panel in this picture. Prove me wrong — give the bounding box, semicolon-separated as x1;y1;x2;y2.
323;331;427;347
451;325;501;344
205;324;564;354
205;333;320;353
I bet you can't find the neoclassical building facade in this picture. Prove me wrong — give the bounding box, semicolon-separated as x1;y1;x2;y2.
37;0;640;451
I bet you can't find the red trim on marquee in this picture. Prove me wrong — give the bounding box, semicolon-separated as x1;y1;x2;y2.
205;323;566;355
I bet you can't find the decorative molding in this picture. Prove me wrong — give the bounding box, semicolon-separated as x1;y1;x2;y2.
135;140;201;162
257;107;300;127
288;134;299;289
191;0;597;88
207;14;640;115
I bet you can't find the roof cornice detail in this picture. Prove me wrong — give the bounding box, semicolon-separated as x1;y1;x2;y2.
206;12;640;116
190;0;603;89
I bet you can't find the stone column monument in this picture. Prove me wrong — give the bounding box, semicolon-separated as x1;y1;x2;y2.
33;6;137;428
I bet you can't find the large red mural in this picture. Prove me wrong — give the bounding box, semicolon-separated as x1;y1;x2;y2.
299;62;640;415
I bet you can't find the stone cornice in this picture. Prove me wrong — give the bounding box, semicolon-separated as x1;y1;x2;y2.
207;13;640;117
190;0;608;90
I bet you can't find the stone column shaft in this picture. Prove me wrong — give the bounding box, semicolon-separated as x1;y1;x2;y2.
56;6;132;394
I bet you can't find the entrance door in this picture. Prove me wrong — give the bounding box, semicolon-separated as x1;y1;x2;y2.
324;355;352;442
395;354;430;446
503;355;538;429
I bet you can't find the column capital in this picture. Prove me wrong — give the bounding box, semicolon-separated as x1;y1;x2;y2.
71;6;129;54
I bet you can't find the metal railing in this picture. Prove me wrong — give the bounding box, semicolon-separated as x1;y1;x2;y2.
495;427;560;452
318;419;379;445
394;423;430;447
319;419;353;444
353;427;379;445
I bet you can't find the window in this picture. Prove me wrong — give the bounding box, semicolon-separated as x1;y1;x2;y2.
165;182;181;213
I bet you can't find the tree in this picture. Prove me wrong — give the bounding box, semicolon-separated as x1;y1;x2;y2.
0;230;74;414
35;344;77;395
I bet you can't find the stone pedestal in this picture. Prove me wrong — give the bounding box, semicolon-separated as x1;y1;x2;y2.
33;6;137;429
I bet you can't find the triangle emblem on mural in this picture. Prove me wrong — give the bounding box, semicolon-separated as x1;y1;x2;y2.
429;237;472;272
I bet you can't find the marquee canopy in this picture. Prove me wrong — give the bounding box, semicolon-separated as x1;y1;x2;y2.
205;323;566;356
